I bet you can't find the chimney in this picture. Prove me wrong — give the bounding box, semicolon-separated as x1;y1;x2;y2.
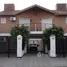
4;4;15;11
56;4;67;11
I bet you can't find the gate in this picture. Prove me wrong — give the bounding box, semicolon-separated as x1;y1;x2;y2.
0;36;17;57
0;37;8;53
56;37;67;57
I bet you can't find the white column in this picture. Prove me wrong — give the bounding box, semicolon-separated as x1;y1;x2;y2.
17;35;22;57
50;35;56;57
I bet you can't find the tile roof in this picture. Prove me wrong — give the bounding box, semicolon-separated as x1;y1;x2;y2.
52;10;67;15
0;4;67;16
0;10;20;16
15;4;55;15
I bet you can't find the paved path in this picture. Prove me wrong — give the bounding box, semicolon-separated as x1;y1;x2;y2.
0;54;67;67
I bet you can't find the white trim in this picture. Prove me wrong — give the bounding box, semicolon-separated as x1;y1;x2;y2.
29;38;42;40
0;33;11;36
30;31;43;34
64;33;67;36
0;33;67;36
41;18;52;24
65;17;67;23
19;18;30;24
1;18;6;24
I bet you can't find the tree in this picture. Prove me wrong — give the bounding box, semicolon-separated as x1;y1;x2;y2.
10;25;30;50
43;24;64;50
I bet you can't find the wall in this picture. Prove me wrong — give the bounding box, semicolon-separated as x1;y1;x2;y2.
54;16;67;33
0;7;67;33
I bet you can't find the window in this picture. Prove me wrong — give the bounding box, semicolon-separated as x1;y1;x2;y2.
41;18;52;31
19;18;30;24
0;37;6;42
65;17;67;23
1;18;6;24
45;23;52;29
10;17;16;22
19;18;30;30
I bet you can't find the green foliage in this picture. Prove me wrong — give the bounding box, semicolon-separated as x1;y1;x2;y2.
10;25;29;39
10;25;30;50
43;24;64;50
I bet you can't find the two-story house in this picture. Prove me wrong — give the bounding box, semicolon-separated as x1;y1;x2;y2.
0;4;67;54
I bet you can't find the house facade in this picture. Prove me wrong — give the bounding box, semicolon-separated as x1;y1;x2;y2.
0;4;67;54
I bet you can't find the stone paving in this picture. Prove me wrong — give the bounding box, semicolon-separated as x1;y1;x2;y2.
0;54;67;67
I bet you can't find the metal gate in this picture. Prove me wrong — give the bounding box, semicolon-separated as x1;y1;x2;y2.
56;37;67;57
0;36;17;57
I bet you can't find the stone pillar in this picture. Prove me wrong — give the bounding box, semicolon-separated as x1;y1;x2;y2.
50;35;56;57
17;35;22;57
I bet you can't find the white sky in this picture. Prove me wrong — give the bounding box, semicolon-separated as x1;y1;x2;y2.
0;0;67;11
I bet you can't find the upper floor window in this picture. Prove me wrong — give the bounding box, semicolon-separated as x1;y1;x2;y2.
19;18;30;24
65;17;67;23
19;18;30;29
1;18;6;24
41;18;52;31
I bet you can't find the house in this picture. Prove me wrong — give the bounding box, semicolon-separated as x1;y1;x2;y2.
0;3;67;54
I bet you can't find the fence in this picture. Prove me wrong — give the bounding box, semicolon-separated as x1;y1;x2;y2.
56;37;67;57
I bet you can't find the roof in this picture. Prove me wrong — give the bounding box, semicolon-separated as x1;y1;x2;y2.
15;4;55;15
0;4;67;16
52;10;67;15
0;10;20;16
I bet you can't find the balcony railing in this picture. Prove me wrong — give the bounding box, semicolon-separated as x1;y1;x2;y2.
30;23;41;31
19;23;52;32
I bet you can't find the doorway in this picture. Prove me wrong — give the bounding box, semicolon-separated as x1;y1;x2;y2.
28;38;43;53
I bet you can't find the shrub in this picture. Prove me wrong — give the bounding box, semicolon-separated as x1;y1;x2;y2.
43;24;64;50
10;25;29;50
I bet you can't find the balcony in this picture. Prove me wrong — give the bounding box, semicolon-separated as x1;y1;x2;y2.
30;23;43;34
19;23;52;34
30;31;43;34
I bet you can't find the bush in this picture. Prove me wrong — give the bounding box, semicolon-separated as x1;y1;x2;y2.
43;24;64;50
10;25;29;50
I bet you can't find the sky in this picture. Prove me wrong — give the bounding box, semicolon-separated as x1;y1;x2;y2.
0;0;67;11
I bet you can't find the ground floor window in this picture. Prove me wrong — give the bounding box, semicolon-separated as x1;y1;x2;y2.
0;37;6;42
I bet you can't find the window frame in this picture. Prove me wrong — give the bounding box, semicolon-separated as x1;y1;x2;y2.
41;18;52;31
65;17;67;23
1;17;6;24
0;37;6;42
19;18;30;30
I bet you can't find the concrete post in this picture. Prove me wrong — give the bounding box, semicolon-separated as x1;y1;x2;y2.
24;44;27;53
17;35;22;57
50;35;56;57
